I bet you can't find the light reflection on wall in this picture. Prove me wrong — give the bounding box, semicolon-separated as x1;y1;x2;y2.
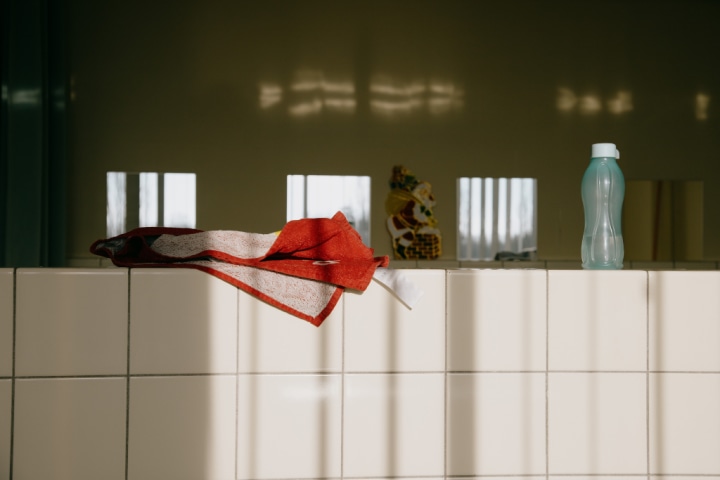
285;69;357;117
9;88;42;106
287;175;371;245
457;177;537;261
607;91;633;114
695;93;710;120
556;87;633;115
106;172;196;237
259;83;283;109
259;70;464;118
370;76;464;117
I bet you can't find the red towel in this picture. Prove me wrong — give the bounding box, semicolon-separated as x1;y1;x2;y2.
90;212;388;326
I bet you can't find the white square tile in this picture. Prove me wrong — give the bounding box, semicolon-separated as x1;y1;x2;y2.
549;271;647;371
0;380;10;480
345;270;445;372
238;290;342;373
130;269;238;374
13;378;126;480
448;270;546;372
551;477;644;480
652;477;720;480
649;271;720;371
0;269;13;378
343;373;444;477
15;268;129;376
548;373;646;474
447;373;546;475
237;374;341;479
128;375;237;480
650;373;720;474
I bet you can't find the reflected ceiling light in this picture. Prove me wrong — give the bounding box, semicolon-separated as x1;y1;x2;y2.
259;82;282;109
324;98;357;112
370;76;426;97
579;95;602;114
10;88;42;105
428;97;463;115
291;70;324;91
321;81;354;94
370;98;425;115
428;80;465;115
556;87;577;111
429;81;463;96
291;80;322;92
607;91;633;114
695;93;710;120
286;70;356;116
288;98;323;117
370;83;427;96
290;70;355;93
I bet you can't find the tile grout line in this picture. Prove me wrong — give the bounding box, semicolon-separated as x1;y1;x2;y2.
443;270;448;480
235;288;240;480
340;291;346;480
125;269;131;480
646;271;651;480
9;268;17;480
545;269;550;479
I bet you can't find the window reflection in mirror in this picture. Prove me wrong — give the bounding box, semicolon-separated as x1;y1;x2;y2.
457;177;537;261
106;172;196;237
287;175;371;246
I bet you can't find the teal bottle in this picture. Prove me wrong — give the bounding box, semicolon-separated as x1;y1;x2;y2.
581;143;625;269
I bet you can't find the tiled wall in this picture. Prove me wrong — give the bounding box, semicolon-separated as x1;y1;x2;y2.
1;267;719;480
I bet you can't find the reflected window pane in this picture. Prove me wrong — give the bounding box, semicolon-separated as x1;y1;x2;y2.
106;172;196;236
457;177;537;261
107;172;127;237
287;175;371;245
164;173;196;229
139;172;159;227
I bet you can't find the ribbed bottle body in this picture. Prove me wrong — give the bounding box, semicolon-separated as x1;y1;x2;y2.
581;156;625;269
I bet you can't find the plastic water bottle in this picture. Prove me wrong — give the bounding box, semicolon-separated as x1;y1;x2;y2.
581;143;625;269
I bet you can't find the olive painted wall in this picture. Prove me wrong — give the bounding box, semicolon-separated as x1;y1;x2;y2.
66;0;720;261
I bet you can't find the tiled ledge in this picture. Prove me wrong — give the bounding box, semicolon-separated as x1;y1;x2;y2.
2;268;720;479
66;256;720;270
393;259;720;270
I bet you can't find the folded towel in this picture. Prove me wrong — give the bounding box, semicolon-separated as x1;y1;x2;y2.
90;212;389;326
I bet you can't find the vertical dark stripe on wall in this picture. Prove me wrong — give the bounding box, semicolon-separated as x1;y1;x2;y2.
46;0;68;267
0;0;10;265
0;0;66;267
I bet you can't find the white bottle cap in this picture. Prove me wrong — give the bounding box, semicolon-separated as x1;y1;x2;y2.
591;143;619;159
